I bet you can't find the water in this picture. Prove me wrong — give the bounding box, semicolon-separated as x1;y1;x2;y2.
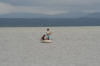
0;18;100;27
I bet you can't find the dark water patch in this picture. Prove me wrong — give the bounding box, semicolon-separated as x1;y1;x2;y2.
0;18;100;27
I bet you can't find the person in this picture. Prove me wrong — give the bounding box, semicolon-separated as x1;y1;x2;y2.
46;28;51;40
41;34;46;40
41;28;51;40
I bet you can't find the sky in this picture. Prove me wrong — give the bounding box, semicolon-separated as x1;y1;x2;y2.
0;0;100;15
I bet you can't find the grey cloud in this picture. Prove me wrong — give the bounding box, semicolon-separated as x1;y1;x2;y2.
1;0;100;6
0;2;68;15
0;0;100;14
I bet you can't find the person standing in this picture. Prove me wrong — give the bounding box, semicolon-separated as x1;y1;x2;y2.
46;28;51;40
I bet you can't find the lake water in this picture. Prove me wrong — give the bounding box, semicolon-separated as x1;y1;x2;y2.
0;18;100;27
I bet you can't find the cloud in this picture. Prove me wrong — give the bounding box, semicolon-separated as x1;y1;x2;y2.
1;0;100;5
0;2;14;14
0;0;100;15
83;10;100;13
0;2;68;15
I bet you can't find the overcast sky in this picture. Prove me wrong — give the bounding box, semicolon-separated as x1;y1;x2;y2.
0;0;100;15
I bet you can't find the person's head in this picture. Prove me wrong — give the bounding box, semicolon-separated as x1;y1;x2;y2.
43;34;45;37
47;28;50;31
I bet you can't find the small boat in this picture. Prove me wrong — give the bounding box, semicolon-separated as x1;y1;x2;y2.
41;40;52;43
